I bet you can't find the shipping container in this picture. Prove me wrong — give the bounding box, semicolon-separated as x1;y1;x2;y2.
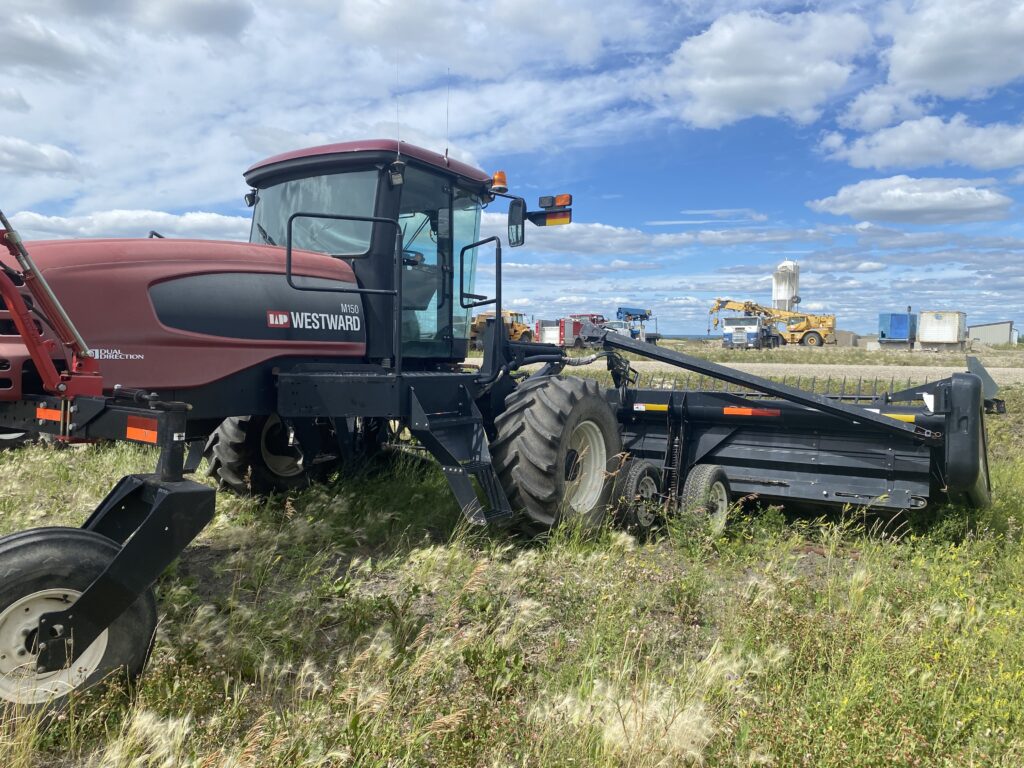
878;312;917;342
918;311;967;344
967;320;1014;345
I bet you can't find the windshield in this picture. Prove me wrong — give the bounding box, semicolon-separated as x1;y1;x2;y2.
250;169;378;255
724;317;756;327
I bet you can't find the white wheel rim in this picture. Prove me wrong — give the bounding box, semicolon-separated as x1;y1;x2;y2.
708;480;729;535
0;588;108;705
260;415;304;478
635;474;660;527
564;420;607;514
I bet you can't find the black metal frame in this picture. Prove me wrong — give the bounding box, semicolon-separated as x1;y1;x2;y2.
0;393;216;671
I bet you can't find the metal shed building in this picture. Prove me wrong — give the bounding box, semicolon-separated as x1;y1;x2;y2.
967;320;1015;345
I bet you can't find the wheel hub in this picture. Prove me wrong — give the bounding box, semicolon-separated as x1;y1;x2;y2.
635;475;660;527
0;588;108;705
564;420;607;514
260;415;305;478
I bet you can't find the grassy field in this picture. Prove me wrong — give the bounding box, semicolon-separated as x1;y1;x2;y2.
1;386;1022;766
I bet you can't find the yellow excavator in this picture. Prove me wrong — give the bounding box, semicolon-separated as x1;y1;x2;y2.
709;299;836;348
469;310;533;349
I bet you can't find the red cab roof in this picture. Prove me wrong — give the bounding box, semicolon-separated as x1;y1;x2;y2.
245;139;491;185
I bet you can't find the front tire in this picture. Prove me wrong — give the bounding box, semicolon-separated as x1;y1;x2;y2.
0;528;156;709
205;414;333;495
492;376;622;534
801;332;823;347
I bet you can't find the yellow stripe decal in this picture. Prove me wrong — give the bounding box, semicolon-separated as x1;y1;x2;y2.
884;413;916;423
633;403;669;412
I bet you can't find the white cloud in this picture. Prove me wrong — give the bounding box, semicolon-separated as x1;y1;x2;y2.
1010;170;1024;185
839;85;924;132
2;13;97;74
679;208;767;221
826;115;1024;170
648;207;769;225
837;1;1024;132
852;261;886;272
660;11;872;128
0;136;78;174
0;88;30;113
807;175;1012;223
482;212;827;255
14;1;256;39
881;0;1024;100
12;210;251;240
328;0;653;80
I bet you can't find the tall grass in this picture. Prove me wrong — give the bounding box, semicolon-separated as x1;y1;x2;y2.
1;389;1022;765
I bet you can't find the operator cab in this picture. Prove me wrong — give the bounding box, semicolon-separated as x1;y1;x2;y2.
243;140;495;364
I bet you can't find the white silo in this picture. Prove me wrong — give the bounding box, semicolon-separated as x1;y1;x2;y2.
772;260;800;311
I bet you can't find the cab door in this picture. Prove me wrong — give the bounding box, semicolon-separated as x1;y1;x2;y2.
398;166;483;360
398;167;451;358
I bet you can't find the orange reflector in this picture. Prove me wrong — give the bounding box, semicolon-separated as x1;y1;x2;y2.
126;415;159;444
35;407;61;422
545;211;571;226
554;193;572;207
723;406;781;417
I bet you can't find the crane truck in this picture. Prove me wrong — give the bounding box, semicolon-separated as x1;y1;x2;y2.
709;299;836;348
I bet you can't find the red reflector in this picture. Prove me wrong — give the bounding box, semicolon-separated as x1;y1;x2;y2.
126;415;159;444
35;407;61;422
723;406;781;417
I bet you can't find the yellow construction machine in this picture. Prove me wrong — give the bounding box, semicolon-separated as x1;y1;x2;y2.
469;310;533;349
709;299;836;348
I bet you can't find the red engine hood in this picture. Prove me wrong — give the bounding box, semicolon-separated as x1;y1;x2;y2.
19;237;358;284
0;237;367;397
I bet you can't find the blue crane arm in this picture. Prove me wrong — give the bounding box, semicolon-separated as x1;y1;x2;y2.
616;306;652;321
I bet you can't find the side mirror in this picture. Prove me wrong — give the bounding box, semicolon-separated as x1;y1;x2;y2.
244;190;257;207
507;198;525;247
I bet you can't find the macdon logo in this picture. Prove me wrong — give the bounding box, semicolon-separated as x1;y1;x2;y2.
267;310;361;332
92;348;145;361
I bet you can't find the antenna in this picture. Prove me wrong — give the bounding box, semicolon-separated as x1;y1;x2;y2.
445;67;451;164
394;57;401;158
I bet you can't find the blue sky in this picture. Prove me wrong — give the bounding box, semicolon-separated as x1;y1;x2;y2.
2;0;1024;334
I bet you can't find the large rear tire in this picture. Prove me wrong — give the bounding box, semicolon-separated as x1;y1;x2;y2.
801;332;823;347
0;528;156;710
205;414;333;495
492;376;622;534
